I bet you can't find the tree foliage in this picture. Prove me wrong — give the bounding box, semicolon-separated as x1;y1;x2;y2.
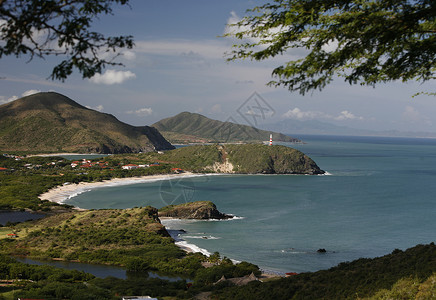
226;0;436;95
0;0;134;80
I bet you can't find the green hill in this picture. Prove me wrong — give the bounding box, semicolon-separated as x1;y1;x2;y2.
0;92;174;153
152;111;301;144
155;144;325;174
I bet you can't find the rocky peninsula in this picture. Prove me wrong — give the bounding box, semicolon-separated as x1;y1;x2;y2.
158;201;232;220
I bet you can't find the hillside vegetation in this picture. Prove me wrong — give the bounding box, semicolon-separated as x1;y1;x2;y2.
0;92;174;154
1;207;202;275
225;144;323;174
152;144;324;174
0;144;323;210
1;206;261;298
0;155;173;210
3;238;434;299
159;201;232;219
212;243;436;299
152;111;301;144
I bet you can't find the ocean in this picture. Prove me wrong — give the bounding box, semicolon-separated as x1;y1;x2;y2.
66;135;436;274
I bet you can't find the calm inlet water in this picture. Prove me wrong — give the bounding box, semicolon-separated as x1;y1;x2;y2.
67;135;436;273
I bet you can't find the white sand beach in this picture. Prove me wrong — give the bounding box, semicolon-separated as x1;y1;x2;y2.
38;172;208;205
38;172;229;257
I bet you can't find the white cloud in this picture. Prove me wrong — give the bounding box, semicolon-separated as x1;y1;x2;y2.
0;95;18;104
223;11;291;50
126;107;153;116
283;108;325;120
22;89;41;97
283;108;363;121
223;11;269;45
86;105;104;112
402;106;420;122
134;39;228;60
322;39;340;53
401;106;433;126
335;110;363;121
90;70;136;85
211;104;222;114
121;50;136;61
0;89;41;104
223;11;244;36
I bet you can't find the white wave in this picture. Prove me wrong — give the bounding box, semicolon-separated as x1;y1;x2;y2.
66;189;89;200
231;258;241;264
175;240;211;256
279;249;309;254
203;215;245;222
322;171;333;176
228;215;245;220
184;235;221;240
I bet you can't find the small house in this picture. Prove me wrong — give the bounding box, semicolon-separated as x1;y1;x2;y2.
122;164;139;170
171;168;184;174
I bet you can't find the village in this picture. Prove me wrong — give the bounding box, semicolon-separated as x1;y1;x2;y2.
1;153;185;174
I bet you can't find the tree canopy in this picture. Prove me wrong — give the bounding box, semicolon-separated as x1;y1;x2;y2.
226;0;436;95
0;0;134;80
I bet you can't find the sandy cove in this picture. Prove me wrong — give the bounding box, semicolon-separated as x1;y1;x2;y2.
38;172;208;206
38;172;283;278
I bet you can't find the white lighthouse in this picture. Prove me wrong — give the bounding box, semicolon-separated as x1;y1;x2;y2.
269;134;273;146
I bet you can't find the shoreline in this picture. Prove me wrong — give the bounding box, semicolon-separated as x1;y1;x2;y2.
37;172;285;277
39;172;213;206
161;218;285;278
37;172;267;274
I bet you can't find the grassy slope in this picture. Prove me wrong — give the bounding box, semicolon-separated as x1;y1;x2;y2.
1;207;204;276
153;144;324;174
225;144;324;174
152;111;300;143
0;92;173;153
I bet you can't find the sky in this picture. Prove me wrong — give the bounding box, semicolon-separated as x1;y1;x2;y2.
1;0;435;135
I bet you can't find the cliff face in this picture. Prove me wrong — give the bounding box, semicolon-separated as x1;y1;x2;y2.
158;201;232;220
0;92;174;153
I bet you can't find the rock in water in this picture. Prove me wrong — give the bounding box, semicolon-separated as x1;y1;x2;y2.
158;201;232;220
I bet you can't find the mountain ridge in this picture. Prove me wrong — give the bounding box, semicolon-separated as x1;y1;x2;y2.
152;111;301;144
0;92;174;153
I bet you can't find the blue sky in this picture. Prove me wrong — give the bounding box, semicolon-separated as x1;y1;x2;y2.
1;0;435;134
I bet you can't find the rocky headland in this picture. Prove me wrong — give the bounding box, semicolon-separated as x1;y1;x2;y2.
158;201;232;220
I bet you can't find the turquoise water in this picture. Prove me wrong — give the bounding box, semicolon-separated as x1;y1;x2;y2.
67;135;436;273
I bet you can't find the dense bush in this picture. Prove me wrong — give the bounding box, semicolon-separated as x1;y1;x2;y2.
194;260;261;286
212;243;436;299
